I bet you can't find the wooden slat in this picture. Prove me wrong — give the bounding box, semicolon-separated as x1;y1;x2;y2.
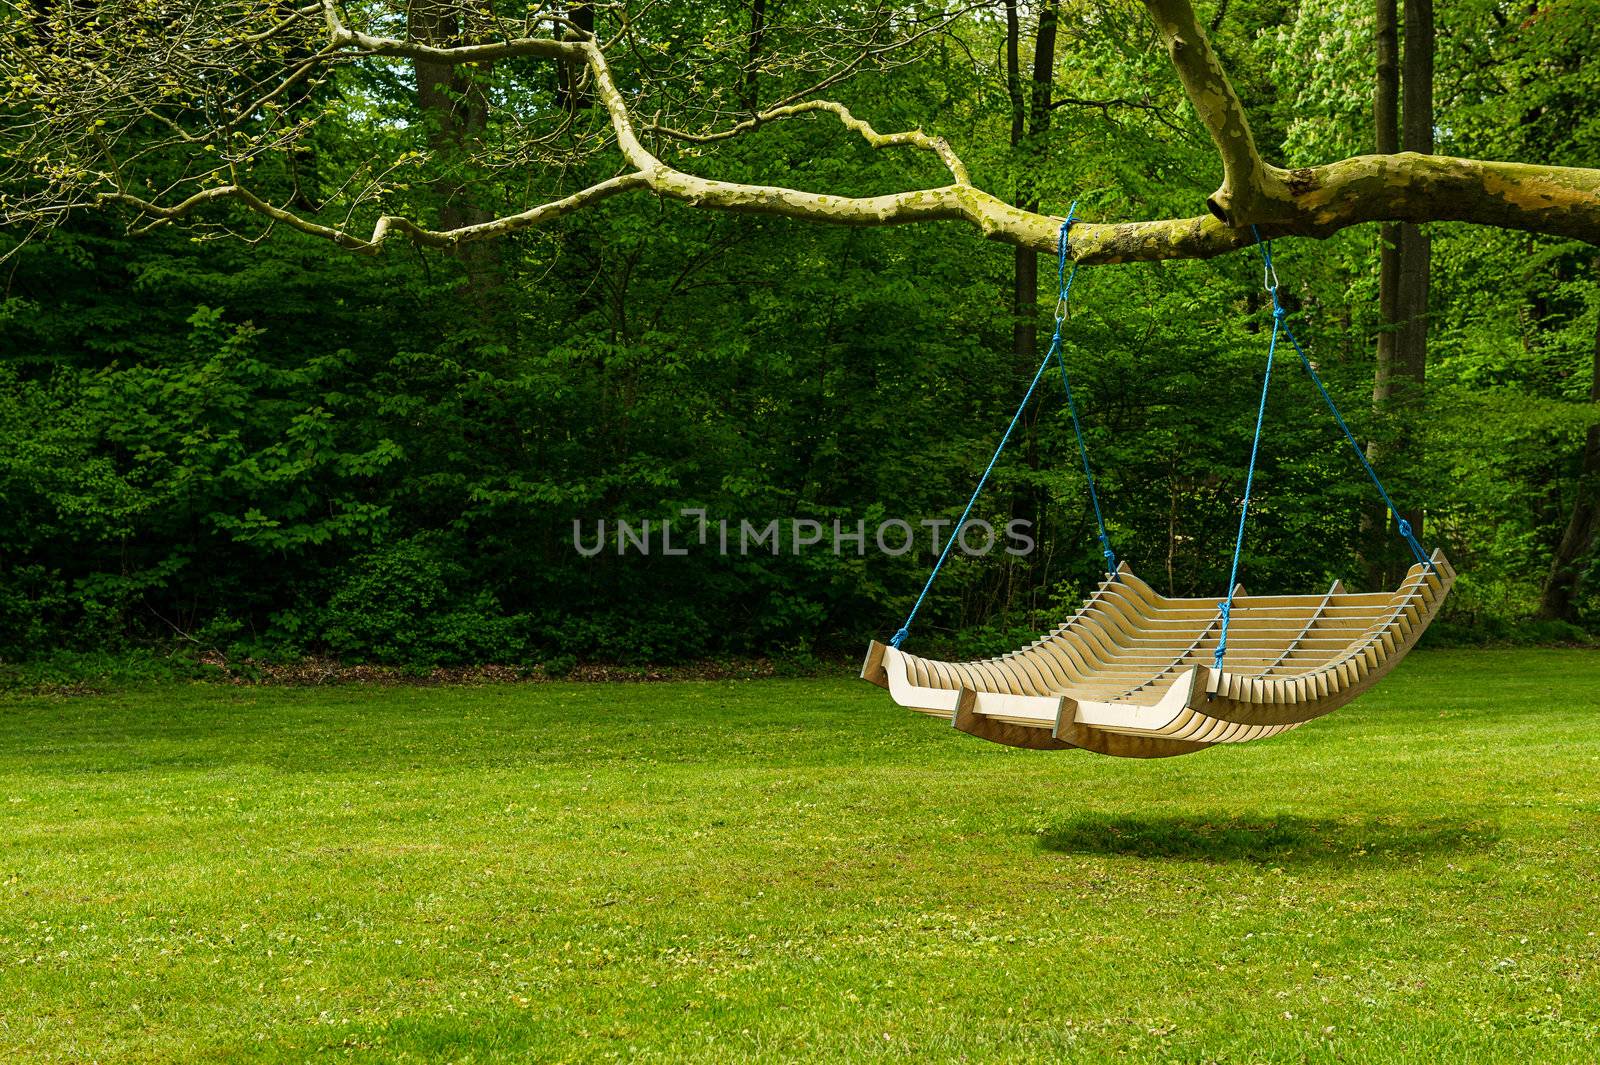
1258;580;1341;677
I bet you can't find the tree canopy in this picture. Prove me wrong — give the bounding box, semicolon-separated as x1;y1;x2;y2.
0;0;1596;668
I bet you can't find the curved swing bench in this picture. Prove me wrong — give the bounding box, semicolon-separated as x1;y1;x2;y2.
863;551;1453;758
865;218;1454;758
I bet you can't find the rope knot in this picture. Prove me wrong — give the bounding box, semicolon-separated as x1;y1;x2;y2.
888;627;910;649
1397;518;1412;537
1056;200;1078;276
1272;304;1287;320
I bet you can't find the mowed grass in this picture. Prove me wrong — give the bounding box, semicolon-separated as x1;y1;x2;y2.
1;651;1597;1063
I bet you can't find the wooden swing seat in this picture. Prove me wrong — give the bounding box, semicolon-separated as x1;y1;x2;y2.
862;550;1455;758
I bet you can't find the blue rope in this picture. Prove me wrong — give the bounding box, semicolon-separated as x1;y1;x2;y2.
890;207;1100;649
1251;227;1430;571
1214;256;1281;671
1277;323;1430;570
1214;228;1434;671
1051;213;1117;574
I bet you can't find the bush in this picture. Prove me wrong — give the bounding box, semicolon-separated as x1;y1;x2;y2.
317;538;529;666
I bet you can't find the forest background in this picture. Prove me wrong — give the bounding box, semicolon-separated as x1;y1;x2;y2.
1;0;1595;674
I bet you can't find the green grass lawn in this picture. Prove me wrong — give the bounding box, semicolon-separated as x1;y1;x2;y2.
1;650;1597;1063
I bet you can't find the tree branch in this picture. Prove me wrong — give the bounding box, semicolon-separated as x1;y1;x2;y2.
1140;0;1284;223
646;99;970;186
1133;0;1599;243
319;0;577;63
102;172;651;251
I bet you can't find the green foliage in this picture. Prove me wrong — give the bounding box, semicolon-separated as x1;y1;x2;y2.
0;0;1596;666
1272;0;1375;164
0;647;215;692
318;538;528;666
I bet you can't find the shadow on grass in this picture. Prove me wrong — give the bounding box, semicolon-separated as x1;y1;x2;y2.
1036;812;1497;865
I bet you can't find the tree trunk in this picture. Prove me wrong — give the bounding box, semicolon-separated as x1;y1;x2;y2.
1536;295;1600;622
1008;1;1059;373
1029;2;1059;172
1402;0;1434;158
1365;0;1400;586
741;0;767;113
1366;0;1430;587
1394;0;1432;547
410;1;500;298
1004;0;1034;370
1000;0;1058;615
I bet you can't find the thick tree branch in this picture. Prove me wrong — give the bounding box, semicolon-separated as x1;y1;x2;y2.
1121;0;1600;245
1140;0;1284;223
319;0;578;63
